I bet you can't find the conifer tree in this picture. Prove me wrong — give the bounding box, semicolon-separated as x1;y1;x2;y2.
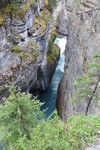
71;53;100;115
0;85;44;148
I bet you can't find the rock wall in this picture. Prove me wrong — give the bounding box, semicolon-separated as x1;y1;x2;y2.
0;0;60;100
57;0;100;121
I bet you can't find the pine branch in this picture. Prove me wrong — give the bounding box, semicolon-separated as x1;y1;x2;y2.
85;78;100;116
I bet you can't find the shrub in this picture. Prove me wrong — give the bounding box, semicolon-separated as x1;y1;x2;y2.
11;45;23;53
0;85;44;149
50;30;58;42
4;112;100;150
5;5;12;13
0;0;35;17
0;85;100;150
48;39;54;54
26;41;39;58
47;39;60;63
0;15;4;25
41;8;51;24
23;52;30;59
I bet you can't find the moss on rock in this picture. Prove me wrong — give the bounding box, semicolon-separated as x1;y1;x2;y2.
47;39;60;63
11;45;23;53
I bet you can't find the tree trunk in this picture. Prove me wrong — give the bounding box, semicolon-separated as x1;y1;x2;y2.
85;78;100;115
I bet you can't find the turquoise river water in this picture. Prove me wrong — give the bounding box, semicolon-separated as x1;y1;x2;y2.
40;37;67;117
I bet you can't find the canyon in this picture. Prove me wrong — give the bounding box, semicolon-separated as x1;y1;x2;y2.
0;0;100;149
0;0;100;121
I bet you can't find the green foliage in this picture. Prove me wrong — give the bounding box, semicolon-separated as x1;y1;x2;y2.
28;114;99;150
9;1;20;11
0;15;4;25
4;113;100;150
11;45;23;53
41;8;51;23
10;0;35;16
46;0;57;13
70;53;100;115
22;52;30;59
0;0;50;24
5;4;12;13
74;0;81;9
26;40;39;58
44;0;48;6
0;86;100;149
47;39;60;63
32;9;49;35
11;41;39;60
0;85;44;149
48;39;54;52
50;29;58;42
0;0;36;17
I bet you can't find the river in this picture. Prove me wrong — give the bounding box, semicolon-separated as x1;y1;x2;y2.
40;37;67;118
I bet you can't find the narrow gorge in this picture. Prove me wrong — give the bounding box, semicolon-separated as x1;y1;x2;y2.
0;0;100;120
0;0;68;117
40;37;67;117
0;0;100;149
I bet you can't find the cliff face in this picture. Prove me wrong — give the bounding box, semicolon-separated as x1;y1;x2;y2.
57;0;100;120
0;0;60;99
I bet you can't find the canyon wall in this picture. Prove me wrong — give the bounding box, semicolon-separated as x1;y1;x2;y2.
57;0;100;120
0;0;60;100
